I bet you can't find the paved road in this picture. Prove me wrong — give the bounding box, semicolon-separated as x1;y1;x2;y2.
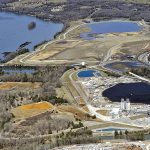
69;71;112;121
129;72;150;83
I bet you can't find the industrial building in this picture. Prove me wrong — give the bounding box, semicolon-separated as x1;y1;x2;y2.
121;98;131;111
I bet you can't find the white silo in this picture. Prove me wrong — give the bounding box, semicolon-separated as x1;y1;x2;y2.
81;62;85;66
126;98;131;111
121;98;125;110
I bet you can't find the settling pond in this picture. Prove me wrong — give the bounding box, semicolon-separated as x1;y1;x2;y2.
0;12;63;58
81;21;142;40
78;70;101;78
96;127;126;133
102;82;150;104
105;61;146;72
99;134;150;141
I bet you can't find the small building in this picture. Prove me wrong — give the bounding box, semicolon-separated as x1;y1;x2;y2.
110;108;120;115
70;62;87;69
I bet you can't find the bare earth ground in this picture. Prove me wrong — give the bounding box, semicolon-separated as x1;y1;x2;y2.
6;20;150;66
11;101;55;119
0;82;41;90
57;105;90;120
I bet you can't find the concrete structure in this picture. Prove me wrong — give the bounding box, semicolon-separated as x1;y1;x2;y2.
120;98;130;111
121;98;125;110
126;98;131;111
81;61;86;66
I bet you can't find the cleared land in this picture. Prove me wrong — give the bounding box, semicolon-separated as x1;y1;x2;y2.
7;19;150;66
0;82;41;90
96;110;109;116
57;105;89;120
119;40;150;56
11;101;55;119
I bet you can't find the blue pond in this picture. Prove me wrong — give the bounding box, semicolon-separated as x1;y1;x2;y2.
102;82;150;104
81;21;142;40
78;70;101;78
97;127;126;132
0;12;63;58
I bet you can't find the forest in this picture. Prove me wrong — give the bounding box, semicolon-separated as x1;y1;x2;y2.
1;0;150;25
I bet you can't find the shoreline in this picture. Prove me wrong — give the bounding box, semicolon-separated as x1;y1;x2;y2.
0;10;149;66
0;11;68;63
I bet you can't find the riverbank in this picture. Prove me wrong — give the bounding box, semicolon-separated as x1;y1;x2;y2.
1;0;150;26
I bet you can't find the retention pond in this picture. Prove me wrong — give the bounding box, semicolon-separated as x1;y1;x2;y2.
81;21;142;40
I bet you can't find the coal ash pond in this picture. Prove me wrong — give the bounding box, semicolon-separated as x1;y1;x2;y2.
102;82;150;104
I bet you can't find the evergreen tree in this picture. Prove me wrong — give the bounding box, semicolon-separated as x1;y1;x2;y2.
114;130;119;139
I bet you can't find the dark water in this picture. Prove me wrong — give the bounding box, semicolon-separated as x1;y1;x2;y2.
81;21;142;40
102;82;150;104
0;12;63;58
105;61;146;72
78;70;101;78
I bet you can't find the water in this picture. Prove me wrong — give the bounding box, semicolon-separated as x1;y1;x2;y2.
1;66;36;74
99;134;150;141
78;70;101;78
105;61;146;72
0;12;63;58
101;134;150;141
144;134;150;140
102;82;150;104
4;69;35;74
97;127;126;132
81;21;142;40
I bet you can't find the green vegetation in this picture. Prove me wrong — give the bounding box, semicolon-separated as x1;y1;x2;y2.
0;66;67;98
114;130;145;141
2;48;29;63
0;66;69;132
131;67;150;78
103;70;121;77
33;40;48;50
0;127;100;150
53;128;96;148
2;0;150;24
33;96;68;105
71;122;84;129
114;130;124;139
0;101;13;129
